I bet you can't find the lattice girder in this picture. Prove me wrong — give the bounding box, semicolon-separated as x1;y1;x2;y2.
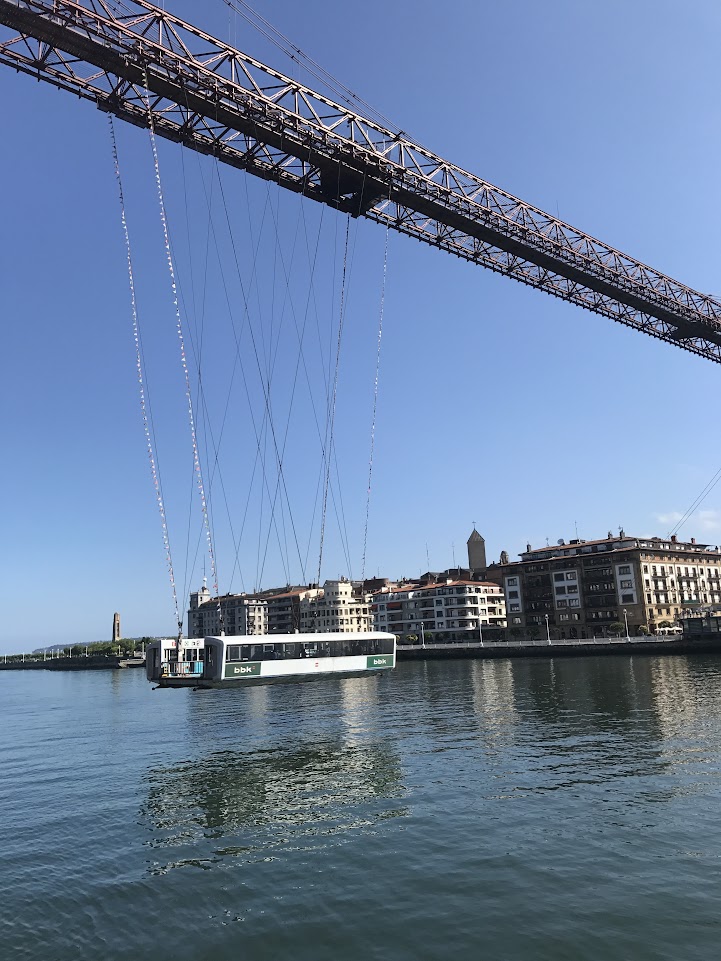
2;0;721;361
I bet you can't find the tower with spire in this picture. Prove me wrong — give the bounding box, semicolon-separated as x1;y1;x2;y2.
467;528;487;571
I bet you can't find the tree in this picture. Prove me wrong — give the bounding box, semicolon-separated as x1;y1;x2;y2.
638;625;650;635
527;625;540;640
658;620;672;629
608;621;625;635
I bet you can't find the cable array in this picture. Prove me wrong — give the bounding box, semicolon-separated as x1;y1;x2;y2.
108;113;182;635
142;69;224;635
361;226;389;581
317;215;350;585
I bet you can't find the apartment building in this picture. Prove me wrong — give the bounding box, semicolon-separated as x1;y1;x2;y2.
188;584;268;638
372;579;506;641
299;578;374;633
485;531;721;637
262;586;323;634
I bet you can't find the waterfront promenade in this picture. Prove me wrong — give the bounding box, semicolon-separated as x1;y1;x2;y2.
397;632;721;660
0;654;146;672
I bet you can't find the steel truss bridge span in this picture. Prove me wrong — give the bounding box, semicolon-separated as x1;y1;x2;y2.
2;0;720;362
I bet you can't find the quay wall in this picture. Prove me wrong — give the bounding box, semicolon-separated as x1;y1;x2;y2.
0;655;135;672
396;634;721;660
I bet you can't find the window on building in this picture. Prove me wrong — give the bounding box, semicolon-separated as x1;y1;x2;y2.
556;586;566;595
512;617;522;624
621;594;634;604
554;573;565;582
508;590;519;599
566;572;577;581
509;603;520;612
507;577;518;586
569;599;580;608
620;580;632;589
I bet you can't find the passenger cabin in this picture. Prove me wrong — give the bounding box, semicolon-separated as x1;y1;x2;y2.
145;638;205;686
147;632;396;688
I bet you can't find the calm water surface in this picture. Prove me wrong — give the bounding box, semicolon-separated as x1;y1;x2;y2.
3;655;721;960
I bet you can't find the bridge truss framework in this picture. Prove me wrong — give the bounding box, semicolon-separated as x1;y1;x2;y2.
1;0;721;362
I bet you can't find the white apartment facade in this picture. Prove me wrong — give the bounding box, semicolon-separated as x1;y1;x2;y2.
299;578;373;633
372;579;506;641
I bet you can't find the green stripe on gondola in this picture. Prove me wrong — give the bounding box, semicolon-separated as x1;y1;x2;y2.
224;661;262;679
366;654;394;669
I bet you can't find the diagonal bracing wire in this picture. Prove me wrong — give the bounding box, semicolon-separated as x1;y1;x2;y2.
108;113;182;635
361;225;389;581
317;215;350;585
142;68;224;635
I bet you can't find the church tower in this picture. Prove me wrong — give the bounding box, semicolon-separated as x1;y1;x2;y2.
112;612;121;645
467;529;487;571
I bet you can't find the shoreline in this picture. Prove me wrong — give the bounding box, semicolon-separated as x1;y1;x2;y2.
396;634;721;660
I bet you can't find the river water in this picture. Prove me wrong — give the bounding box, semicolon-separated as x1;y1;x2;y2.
3;655;721;960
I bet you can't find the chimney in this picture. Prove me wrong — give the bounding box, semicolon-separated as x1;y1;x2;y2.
691;537;696;545
526;543;532;552
671;535;677;543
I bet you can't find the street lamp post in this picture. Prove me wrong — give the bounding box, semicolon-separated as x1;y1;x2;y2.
420;621;425;648
545;613;551;645
623;608;630;641
478;617;484;647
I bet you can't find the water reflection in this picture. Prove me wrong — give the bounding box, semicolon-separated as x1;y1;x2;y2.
470;659;518;736
141;737;406;873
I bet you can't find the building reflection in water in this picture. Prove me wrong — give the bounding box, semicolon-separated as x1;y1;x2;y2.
470;659;518;741
140;680;405;873
339;675;379;744
650;654;721;758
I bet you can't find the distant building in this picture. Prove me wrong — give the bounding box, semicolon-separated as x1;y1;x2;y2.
467;529;487;571
372;578;506;641
300;578;373;633
263;586;323;634
188;579;372;636
188;584;268;638
485;532;721;637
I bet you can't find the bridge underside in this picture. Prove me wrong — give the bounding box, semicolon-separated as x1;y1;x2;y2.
1;0;721;362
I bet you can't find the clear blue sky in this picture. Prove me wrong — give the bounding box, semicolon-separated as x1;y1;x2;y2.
2;0;721;650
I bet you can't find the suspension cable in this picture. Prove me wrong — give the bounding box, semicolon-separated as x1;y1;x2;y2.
108;114;182;635
142;69;224;636
361;226;389;581
218;0;403;135
668;466;721;538
317;215;350;584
